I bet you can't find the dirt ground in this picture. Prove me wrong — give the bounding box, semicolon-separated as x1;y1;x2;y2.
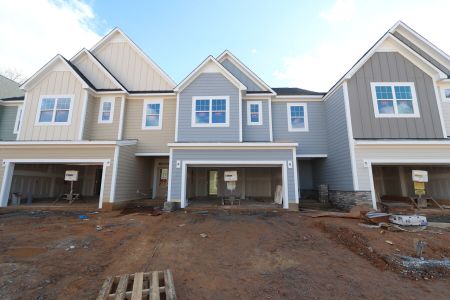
0;208;449;300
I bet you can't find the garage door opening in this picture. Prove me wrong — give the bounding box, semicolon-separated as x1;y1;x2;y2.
6;163;104;208
185;166;284;208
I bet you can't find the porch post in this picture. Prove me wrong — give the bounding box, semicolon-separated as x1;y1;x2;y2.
0;162;15;207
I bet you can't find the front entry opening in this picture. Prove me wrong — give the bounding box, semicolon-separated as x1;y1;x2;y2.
208;170;218;196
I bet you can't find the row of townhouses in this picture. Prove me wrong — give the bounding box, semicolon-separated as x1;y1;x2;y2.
1;21;450;210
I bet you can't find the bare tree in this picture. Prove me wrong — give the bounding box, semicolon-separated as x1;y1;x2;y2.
0;68;26;84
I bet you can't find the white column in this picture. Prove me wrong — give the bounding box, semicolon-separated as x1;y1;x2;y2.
0;162;15;207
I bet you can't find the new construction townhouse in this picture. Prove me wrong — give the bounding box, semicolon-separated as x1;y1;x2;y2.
1;21;450;211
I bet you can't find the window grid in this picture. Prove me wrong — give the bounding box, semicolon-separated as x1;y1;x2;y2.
193;97;229;126
38;96;72;124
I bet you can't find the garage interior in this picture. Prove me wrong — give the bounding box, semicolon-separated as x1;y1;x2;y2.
186;166;283;206
8;163;103;207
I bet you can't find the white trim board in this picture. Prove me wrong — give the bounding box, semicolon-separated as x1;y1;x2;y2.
343;81;359;190
296;154;328;158
135;152;170;156
0;140;137;146
355;140;450;146
168;142;298;148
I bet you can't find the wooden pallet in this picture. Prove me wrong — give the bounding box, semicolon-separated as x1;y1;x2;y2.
97;270;176;300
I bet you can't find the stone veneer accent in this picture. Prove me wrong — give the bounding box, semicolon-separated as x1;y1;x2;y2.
328;191;372;211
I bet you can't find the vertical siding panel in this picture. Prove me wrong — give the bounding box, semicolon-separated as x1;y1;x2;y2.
393;55;409;137
369;54;383;137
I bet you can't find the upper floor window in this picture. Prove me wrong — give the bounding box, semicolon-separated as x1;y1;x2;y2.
441;88;450;102
13;105;23;134
192;96;229;127
98;98;114;123
287;103;308;132
370;82;419;118
247;101;262;125
36;95;72;125
142;99;163;130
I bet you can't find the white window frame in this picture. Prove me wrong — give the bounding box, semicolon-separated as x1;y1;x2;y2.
98;97;115;124
35;95;74;125
247;100;263;125
287;103;308;132
13;105;23;134
191;96;230;127
142;99;163;130
370;82;420;118
441;88;450;103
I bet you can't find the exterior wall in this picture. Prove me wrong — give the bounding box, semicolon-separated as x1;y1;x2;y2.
298;159;313;190
169;148;297;203
20;70;84;141
348;52;443;139
114;144;153;202
92;37;173;91
221;59;262;91
242;99;270;142
313;86;354;191
0;106;18;140
177;73;240;142
72;54;118;89
0;145;115;203
272;101;328;155
123;97;176;153
84;95;121;140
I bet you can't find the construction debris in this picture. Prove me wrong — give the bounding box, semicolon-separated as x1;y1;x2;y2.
413;239;426;258
390;215;427;226
200;233;208;238
385;240;394;245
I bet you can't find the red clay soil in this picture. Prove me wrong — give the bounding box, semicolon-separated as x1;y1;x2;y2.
0;209;449;299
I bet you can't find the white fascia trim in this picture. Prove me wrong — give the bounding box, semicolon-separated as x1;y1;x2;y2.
343;81;359;190
174;56;247;92
90;28;176;87
2;158;110;164
98;97;115;124
287;103;309;132
216;50;275;94
296;154;328;158
16;93;28;140
0;140;137;146
117;95;126;139
246;100;263;126
135;152;170;156
355;140;450;146
127;92;176;97
274;95;323;100
142;99;163;130
13;105;23;135
244;93;275;98
0;100;24;106
168;142;298;147
78;91;89;140
433;81;447;138
109;145;120;202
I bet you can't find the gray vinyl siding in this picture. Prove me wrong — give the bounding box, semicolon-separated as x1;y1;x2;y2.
298;159;313;190
348;52;444;139
169;149;297;202
0;106;18;140
242;99;270;141
313;86;354;191
177;73;240;142
221;59;262;91
84;96;121;140
272;101;328;155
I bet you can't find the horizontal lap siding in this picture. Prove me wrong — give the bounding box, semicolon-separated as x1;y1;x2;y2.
123;97;176;153
177;73;240;142
170;149;296;202
242;99;270;141
20;70;84;141
221;59;262;91
348;52;443;139
84;96;121;140
313;86;354;190
272;101;327;154
0;106;18;141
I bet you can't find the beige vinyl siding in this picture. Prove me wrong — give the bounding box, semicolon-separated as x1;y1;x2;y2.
114;144;152;202
84;96;121;140
20;71;84;141
72;54;117;89
93;40;173;91
0;145;116;203
123;97;176;153
355;144;450;191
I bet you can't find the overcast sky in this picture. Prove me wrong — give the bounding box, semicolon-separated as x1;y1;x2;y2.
1;0;449;91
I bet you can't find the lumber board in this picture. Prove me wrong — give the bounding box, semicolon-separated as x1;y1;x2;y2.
97;276;114;300
164;269;177;300
114;274;129;300
131;272;144;300
151;271;160;300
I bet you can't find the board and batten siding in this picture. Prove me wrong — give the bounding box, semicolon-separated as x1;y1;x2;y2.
169;149;297;202
84;96;121;140
72;55;118;89
221;59;262;91
123;97;176;153
20;71;84;141
312;86;354;191
348;52;443;139
177;73;240;142
0;106;18;141
92;39;173;91
242;99;270;141
272;101;328;155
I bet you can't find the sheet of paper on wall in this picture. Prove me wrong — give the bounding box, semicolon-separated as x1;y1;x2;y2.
412;170;428;182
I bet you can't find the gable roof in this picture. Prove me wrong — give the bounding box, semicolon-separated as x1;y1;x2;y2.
20;54;96;90
71;48;127;92
272;87;325;96
0;75;24;99
90;27;176;88
217;50;275;94
174;55;247;92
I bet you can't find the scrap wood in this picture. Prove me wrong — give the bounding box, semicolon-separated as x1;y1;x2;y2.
396;255;450;271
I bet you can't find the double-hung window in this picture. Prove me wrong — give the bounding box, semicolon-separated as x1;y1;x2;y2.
192;96;229;127
98;98;114;123
37;95;72;124
247;101;262;125
371;82;419;118
287;103;308;132
441;88;450;102
142;99;163;130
